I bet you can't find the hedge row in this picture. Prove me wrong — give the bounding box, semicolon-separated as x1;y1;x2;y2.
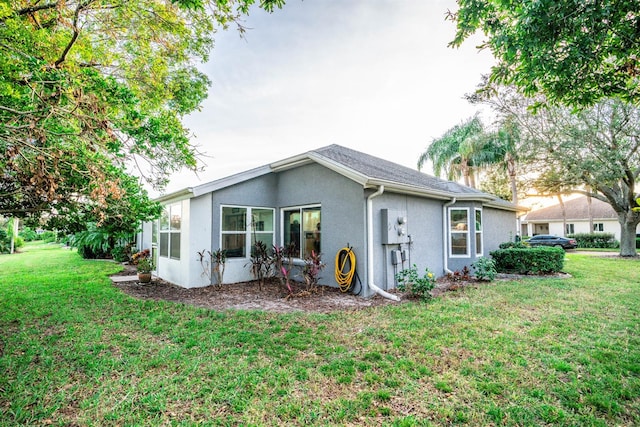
489;246;565;274
568;232;618;249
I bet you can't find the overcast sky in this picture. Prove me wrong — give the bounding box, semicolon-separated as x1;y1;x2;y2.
159;0;496;195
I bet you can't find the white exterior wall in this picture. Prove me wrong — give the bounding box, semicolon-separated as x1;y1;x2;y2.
185;194;213;288
542;219;622;240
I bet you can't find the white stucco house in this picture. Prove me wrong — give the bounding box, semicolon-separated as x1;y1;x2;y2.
521;196;639;240
138;145;522;298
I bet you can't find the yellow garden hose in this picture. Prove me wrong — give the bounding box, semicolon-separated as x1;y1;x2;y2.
335;246;356;293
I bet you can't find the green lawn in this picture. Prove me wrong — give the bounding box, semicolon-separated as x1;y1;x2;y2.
1;243;639;426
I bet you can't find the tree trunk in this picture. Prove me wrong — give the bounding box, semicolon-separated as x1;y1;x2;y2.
618;215;639;257
587;192;593;232
10;218;18;254
557;195;567;236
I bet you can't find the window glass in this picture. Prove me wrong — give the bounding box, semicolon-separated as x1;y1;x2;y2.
474;209;483;255
449;208;469;256
283;210;302;258
159;203;181;259
159;233;169;257
170;232;180;259
160;208;169;231
221;206;274;258
222;207;246;232
475;232;482;254
170;204;181;230
222;233;246;258
283;206;321;258
252;209;274;232
152;220;158;244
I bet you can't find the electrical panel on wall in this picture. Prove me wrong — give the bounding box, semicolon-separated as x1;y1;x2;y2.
381;209;408;244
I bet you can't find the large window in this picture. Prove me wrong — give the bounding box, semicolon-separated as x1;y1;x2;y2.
449;208;469;257
283;205;321;258
159;203;181;259
221;206;275;258
475;208;483;256
566;223;575;235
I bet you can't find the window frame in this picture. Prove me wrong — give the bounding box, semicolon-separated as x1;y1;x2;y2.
474;208;483;256
566;223;575;235
220;205;275;259
449;207;470;258
281;204;321;260
159;202;181;260
593;223;604;232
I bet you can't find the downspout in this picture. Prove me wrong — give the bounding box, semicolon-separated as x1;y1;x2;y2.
367;185;401;302
443;197;457;274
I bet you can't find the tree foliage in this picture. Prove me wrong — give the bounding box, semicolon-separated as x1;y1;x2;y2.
499;95;639;256
418;115;486;187
0;0;284;226
449;0;640;107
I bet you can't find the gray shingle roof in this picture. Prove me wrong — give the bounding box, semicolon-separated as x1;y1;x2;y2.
311;144;486;196
523;196;616;221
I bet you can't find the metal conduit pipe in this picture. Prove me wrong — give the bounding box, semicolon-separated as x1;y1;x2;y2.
443;197;457;274
367;185;401;302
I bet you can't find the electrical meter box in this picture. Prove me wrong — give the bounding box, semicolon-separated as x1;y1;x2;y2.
381;209;407;244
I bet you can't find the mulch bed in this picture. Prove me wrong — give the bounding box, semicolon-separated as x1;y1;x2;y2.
110;263;570;314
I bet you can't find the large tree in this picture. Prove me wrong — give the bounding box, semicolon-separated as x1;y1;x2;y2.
510;97;639;256
448;0;640;107
0;0;283;225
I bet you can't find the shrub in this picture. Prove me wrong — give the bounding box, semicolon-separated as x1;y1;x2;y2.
111;245;131;263
490;247;565;274
568;232;618;249
472;257;497;281
395;265;436;301
18;226;38;242
499;241;529;249
40;230;57;243
302;250;325;292
446;266;471;282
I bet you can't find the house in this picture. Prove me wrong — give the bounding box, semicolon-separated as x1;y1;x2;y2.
138;145;520;299
520;196;639;240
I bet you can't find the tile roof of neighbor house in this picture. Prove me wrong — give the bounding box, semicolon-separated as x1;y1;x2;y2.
159;144;521;211
523;196;617;221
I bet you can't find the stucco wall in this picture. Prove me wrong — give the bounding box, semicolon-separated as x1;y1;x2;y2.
369;192;444;294
210;174;279;284
483;206;518;253
275;164;366;290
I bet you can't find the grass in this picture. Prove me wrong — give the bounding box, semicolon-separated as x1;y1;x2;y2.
1;243;639;426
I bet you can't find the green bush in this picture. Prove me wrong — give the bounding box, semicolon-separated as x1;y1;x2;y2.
472;257;497;281
636;237;640;249
499;241;529;249
13;236;24;249
111;245;131;263
18;226;38;242
40;230;57;243
396;264;436;301
490;247;565;274
568;232;618;248
0;229;9;253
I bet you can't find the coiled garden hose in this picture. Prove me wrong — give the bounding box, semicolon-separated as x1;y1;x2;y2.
335;247;356;293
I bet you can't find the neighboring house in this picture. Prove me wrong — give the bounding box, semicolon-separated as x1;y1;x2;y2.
138;145;521;299
521;196;639;240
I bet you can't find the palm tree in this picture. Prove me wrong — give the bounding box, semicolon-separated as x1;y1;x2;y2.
418;115;485;187
482;117;521;204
